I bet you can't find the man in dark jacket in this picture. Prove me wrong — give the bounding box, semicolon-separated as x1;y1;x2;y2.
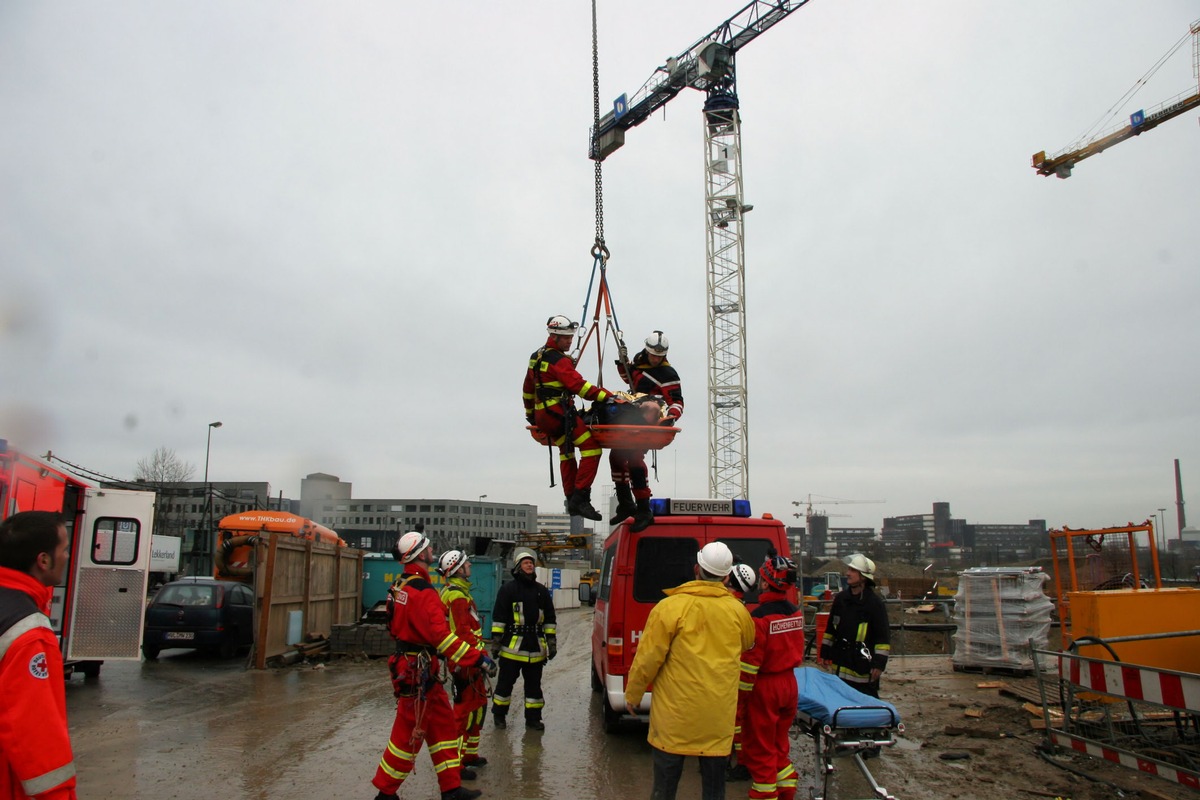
608;330;684;532
489;549;556;731
0;511;77;800
820;553;890;698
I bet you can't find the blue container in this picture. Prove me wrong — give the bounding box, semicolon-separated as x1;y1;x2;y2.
362;553;500;638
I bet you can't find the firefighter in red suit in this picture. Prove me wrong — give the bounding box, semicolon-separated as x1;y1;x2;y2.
523;314;615;521
371;532;493;800
0;511;77;800
436;550;489;771
609;330;684;532
739;554;805;800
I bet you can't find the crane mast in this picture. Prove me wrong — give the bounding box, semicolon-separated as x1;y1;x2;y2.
590;0;812;499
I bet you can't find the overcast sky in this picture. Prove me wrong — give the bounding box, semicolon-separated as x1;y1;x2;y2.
3;1;1198;539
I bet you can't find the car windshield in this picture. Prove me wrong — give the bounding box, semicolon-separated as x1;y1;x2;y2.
155;584;220;607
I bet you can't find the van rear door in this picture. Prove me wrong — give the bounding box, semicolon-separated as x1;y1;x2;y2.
64;487;154;662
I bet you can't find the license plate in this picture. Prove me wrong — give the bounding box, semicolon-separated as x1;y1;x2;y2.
165;631;195;641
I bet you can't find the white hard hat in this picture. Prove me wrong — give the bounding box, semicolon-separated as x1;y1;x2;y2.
437;549;469;578
511;547;537;575
696;541;733;577
644;330;669;355
844;553;876;582
729;562;756;594
396;531;431;563
546;315;579;337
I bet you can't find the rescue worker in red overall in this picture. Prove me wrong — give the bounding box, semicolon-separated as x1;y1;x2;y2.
738;554;805;800
609;330;684;532
523;314;615;521
726;562;758;783
436;550;490;772
0;511;77;800
371;531;494;800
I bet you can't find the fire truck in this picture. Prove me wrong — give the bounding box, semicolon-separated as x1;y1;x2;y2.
0;440;156;677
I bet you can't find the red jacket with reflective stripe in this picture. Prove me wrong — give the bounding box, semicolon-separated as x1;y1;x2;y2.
388;563;482;670
523;338;609;416
0;567;77;800
740;592;805;689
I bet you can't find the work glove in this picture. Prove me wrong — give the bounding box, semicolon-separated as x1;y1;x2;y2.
525;412;535;425
489;644;501;662
546;638;557;661
478;654;499;678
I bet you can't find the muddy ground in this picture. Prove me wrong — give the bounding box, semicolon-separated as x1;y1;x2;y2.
66;607;1193;800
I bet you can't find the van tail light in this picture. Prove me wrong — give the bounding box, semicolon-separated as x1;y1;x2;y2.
607;637;624;671
607;622;625;671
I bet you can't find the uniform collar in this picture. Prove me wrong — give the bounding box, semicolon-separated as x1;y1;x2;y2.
404;561;431;580
0;565;54;613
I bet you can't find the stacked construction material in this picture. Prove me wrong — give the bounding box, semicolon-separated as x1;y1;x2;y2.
952;567;1053;673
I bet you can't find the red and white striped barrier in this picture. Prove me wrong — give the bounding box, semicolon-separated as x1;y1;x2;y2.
1049;730;1200;790
1064;655;1200;712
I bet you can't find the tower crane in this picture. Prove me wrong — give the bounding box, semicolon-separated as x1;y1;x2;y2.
790;494;885;524
589;0;814;500
1033;18;1200;179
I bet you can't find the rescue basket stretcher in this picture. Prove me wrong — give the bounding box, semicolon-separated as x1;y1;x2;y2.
526;424;680;451
792;667;903;800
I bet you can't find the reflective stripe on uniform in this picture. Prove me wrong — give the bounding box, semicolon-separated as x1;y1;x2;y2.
23;762;77;797
0;612;51;661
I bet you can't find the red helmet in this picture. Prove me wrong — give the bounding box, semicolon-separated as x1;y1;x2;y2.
759;554;797;592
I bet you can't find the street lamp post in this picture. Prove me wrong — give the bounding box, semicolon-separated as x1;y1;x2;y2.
479;494;487;503
1158;507;1168;552
201;422;222;574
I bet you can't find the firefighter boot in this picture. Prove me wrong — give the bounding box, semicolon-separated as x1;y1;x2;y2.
609;484;636;524
630;497;654;532
441;787;482;800
493;711;507;729
568;488;603;521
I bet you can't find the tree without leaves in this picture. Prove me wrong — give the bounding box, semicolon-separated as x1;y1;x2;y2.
135;447;196;543
135;446;195;484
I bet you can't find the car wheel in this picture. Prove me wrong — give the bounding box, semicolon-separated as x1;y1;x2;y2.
602;696;624;734
142;644;160;661
77;661;101;678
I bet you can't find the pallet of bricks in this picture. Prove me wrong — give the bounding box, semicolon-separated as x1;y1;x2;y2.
331;622;394;657
951;567;1053;675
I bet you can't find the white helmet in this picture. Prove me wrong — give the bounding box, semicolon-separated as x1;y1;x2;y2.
546;315;579;337
696;541;733;577
729;562;756;594
511;547;537;575
437;549;469;578
845;553;876;583
644;330;669;355
396;531;431;563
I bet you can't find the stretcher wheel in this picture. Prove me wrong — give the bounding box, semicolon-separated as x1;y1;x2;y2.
527;424;680;450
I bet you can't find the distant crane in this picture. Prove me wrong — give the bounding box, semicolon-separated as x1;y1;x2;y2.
590;1;814;500
791;494;885;522
1033;18;1200;178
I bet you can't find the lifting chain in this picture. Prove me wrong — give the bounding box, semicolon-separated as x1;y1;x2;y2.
591;0;608;263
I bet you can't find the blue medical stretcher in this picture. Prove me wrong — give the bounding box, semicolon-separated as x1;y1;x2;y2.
793;667;904;800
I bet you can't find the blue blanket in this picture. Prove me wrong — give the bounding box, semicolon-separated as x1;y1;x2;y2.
794;667;900;730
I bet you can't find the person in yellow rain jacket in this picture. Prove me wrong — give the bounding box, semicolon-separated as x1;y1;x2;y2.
625;542;755;800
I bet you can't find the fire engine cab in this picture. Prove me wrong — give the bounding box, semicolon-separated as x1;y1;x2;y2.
0;441;156;677
590;497;796;732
